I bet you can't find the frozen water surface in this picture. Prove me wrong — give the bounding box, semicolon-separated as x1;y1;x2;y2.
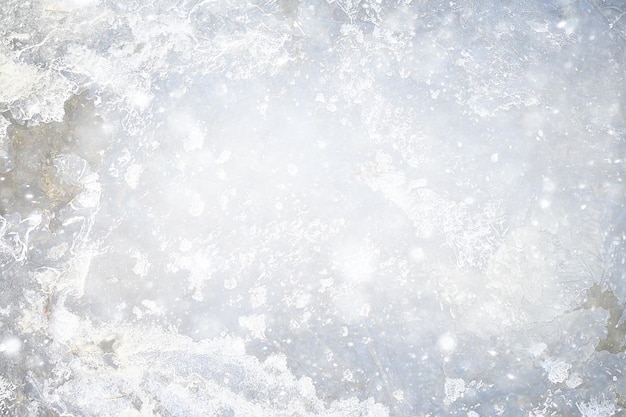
0;0;625;415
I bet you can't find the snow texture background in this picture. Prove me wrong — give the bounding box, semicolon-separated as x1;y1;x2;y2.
0;0;625;416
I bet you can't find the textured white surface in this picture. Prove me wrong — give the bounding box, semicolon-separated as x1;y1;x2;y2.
0;0;625;416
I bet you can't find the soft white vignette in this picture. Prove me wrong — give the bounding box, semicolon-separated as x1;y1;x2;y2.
0;0;624;416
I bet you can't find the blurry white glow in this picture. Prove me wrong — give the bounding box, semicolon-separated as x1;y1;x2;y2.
0;337;21;356
129;91;153;111
409;247;424;263
539;199;552;209
438;333;457;353
333;240;377;284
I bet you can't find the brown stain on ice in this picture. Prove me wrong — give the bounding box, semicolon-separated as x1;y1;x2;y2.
1;93;108;220
581;283;626;354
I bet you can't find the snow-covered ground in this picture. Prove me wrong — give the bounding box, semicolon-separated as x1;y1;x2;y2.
0;0;625;416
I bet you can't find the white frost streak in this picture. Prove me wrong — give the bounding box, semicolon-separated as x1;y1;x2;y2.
577;397;617;417
43;325;389;417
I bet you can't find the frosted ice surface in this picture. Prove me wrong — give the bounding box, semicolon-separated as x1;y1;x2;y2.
444;378;465;403
542;357;572;384
0;0;625;416
577;397;617;417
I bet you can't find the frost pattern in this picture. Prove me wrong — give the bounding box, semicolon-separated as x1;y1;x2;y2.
444;378;466;403
0;54;75;123
0;0;624;416
359;151;506;269
36;324;388;417
0;215;30;267
0;376;16;417
542;357;572;384
577;397;617;417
